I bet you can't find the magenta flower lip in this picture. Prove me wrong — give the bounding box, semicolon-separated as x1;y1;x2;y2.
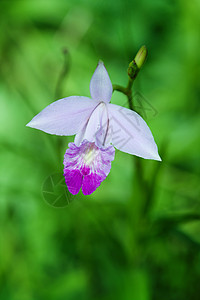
63;140;115;195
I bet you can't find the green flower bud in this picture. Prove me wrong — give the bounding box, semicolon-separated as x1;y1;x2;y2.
134;45;147;69
127;60;138;80
127;46;148;80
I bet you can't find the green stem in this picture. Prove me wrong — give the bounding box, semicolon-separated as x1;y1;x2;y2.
112;84;127;95
113;45;147;111
126;77;134;91
55;48;70;99
112;49;150;262
113;68;138;112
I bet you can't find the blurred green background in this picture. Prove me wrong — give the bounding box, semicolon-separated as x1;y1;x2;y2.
1;0;200;299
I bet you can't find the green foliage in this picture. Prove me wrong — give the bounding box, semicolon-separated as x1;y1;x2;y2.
0;0;200;299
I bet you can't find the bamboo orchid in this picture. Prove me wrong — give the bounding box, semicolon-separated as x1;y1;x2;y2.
27;62;161;195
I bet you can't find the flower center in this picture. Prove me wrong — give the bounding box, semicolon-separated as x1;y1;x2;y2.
82;143;99;166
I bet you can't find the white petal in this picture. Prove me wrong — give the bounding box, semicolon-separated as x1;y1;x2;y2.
90;61;113;103
75;102;111;147
26;96;99;136
107;104;161;161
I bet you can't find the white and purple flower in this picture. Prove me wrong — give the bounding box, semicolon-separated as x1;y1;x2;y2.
26;61;161;195
63;140;115;195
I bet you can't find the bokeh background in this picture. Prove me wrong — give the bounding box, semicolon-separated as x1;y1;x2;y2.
1;0;200;299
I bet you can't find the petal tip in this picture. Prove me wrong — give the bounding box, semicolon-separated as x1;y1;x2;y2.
26;119;38;129
26;121;33;128
98;59;104;66
157;154;162;161
152;152;162;161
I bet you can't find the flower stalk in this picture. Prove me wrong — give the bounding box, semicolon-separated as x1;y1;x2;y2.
113;45;148;111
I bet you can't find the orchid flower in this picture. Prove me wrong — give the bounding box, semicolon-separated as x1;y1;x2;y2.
26;61;161;195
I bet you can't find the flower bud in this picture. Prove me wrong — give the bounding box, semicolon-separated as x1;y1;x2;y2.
127;61;138;79
134;45;147;69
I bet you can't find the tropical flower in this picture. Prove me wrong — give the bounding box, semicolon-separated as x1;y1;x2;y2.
26;61;161;195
